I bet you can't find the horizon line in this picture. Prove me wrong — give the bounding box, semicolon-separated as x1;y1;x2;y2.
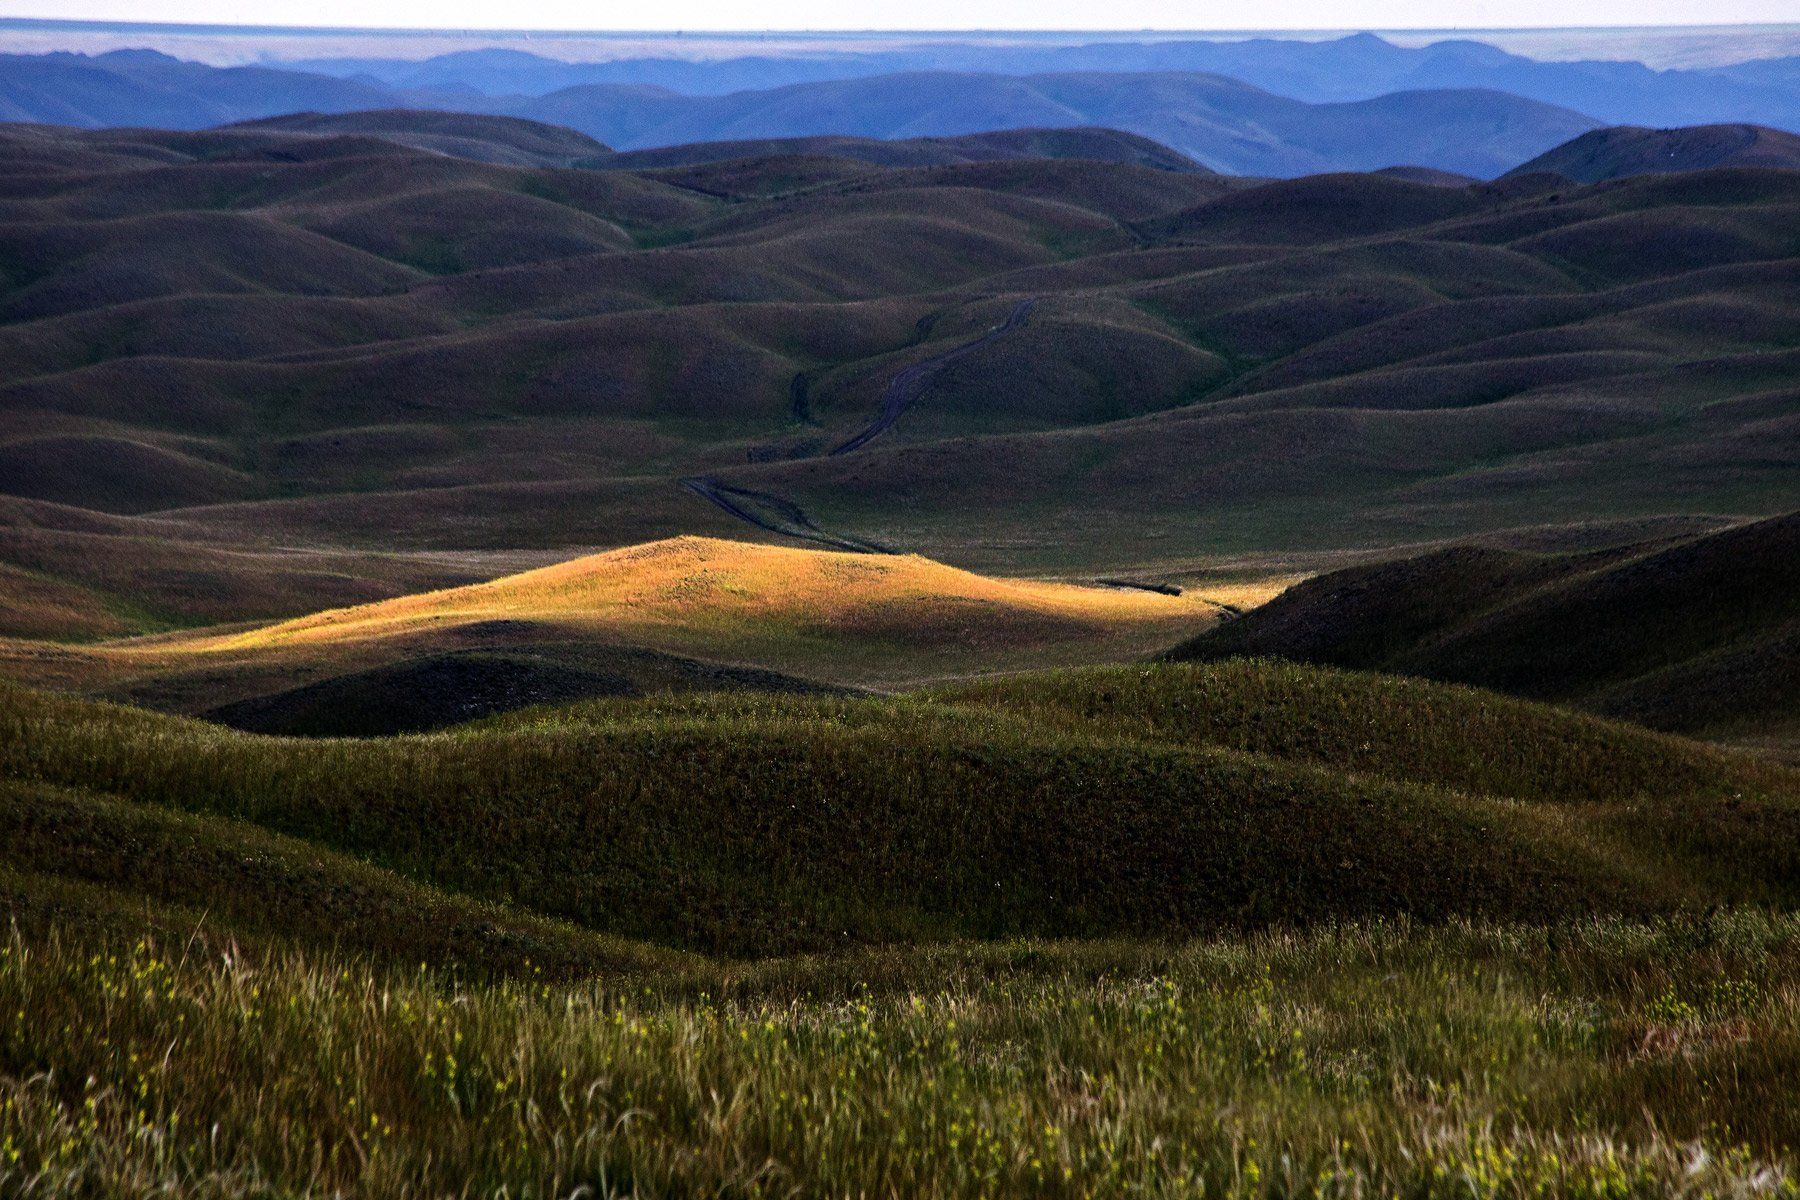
4;15;1797;36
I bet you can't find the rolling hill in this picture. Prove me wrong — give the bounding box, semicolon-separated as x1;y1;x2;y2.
596;126;1210;172
0;536;1237;715
1168;512;1800;745
2;52;1800;1189
6;658;1796;961
1508;123;1800;181
229;108;613;166
0;117;1794;681
5;654;1800;1200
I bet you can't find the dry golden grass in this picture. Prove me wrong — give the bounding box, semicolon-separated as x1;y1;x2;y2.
0;536;1241;693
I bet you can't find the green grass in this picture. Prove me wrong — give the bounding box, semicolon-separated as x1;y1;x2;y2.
3;662;1796;957
6;915;1800;1197
5;659;1800;1194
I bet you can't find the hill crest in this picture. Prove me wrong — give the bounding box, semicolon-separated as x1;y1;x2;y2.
210;535;1216;652
1507;123;1800;182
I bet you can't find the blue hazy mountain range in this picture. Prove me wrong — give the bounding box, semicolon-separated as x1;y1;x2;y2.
0;32;1796;177
282;32;1800;132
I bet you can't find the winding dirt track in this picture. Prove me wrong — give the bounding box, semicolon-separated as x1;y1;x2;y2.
680;297;1035;551
831;298;1037;455
680;477;895;554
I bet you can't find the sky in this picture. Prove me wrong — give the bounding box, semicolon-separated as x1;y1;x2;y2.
5;0;1798;31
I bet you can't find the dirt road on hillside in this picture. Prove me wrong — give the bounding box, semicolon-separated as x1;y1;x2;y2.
830;298;1037;455
679;298;1034;550
680;477;896;554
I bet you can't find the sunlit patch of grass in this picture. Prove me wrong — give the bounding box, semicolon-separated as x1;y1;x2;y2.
8;536;1252;690
204;536;1217;648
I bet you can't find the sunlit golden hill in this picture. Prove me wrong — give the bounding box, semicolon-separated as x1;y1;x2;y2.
208;534;1220;648
0;537;1257;718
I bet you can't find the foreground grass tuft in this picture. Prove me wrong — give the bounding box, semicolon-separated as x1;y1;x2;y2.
5;917;1800;1197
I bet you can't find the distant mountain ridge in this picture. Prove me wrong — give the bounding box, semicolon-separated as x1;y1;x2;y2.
278;32;1800;133
488;71;1600;177
0;49;1605;176
0;48;391;128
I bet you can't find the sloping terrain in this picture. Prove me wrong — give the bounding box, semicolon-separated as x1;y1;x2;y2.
5;660;1796;960
0;537;1228;711
229;108;613;166
200;645;837;737
0;117;1794;653
1509;123;1800;181
1169;512;1800;742
598;127;1210;171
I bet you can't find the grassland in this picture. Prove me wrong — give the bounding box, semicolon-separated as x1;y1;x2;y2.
2;123;1796;633
0;537;1245;712
1170;512;1800;750
4;660;1795;957
2;113;1798;1197
10;908;1800;1196
6;632;1800;1194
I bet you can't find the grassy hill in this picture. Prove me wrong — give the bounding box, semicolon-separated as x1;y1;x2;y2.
5;659;1794;961
0;537;1234;714
1508;123;1800;181
5;647;1800;1194
1169;512;1800;746
597;126;1210;172
0;118;1795;652
230;108;613;166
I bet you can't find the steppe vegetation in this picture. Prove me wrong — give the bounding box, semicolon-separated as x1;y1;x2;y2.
1;70;1797;1199
4;651;1800;1194
7;914;1800;1197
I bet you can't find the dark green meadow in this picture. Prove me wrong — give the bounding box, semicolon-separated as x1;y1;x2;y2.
6;662;1797;958
4;659;1800;1194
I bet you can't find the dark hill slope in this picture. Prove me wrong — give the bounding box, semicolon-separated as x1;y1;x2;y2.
0;124;1795;628
230;108;612;167
1168;513;1800;738
598;126;1209;172
1508;124;1800;182
201;644;835;737
5;661;1797;958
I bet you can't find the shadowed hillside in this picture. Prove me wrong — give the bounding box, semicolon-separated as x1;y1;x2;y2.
1508;123;1800;181
0;118;1795;645
5;660;1796;959
229;109;614;166
597;126;1210;172
1168;512;1800;744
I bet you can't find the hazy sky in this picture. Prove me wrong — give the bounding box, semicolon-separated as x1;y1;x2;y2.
6;0;1797;31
